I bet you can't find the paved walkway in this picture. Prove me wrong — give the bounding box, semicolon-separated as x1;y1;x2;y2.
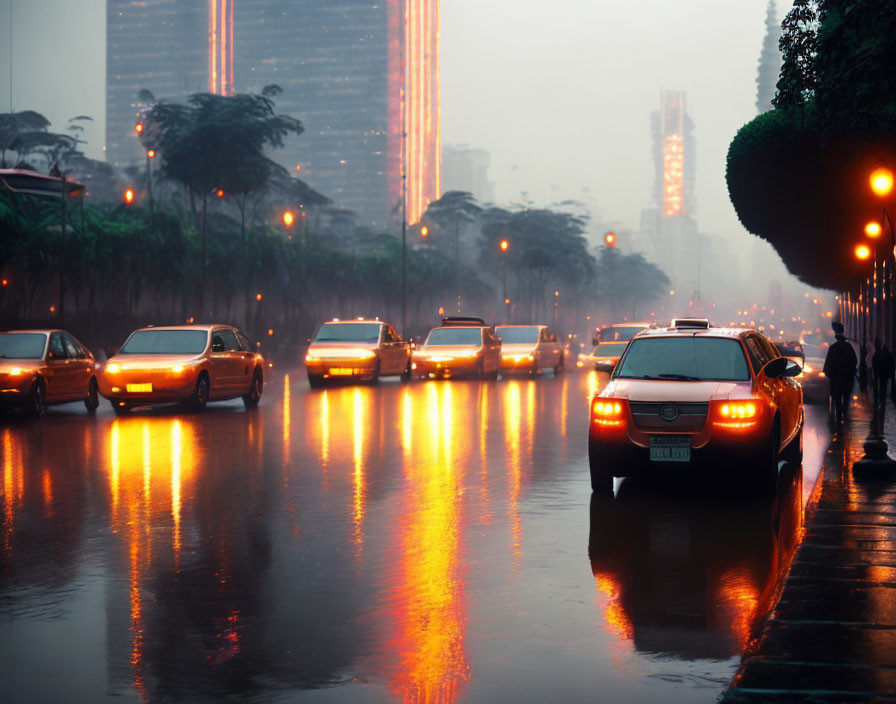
725;395;896;703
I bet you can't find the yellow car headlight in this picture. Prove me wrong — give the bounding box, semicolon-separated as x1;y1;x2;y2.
9;367;22;376
171;365;185;373
105;363;121;374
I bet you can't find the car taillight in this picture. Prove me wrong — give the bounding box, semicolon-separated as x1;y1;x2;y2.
718;401;758;419
592;398;626;427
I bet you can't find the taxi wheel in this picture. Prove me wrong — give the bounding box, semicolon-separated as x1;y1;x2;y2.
400;362;413;383
369;362;381;385
84;378;99;413
757;421;780;495
588;441;613;494
112;401;131;415
308;374;325;389
23;379;46;418
243;371;263;408
189;374;210;410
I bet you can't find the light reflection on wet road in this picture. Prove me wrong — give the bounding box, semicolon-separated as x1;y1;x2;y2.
0;369;828;703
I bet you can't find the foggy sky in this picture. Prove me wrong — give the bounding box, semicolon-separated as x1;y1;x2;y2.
0;0;784;246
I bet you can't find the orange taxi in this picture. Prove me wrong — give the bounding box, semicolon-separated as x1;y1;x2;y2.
0;329;99;416
588;319;803;494
99;325;265;413
305;318;412;387
590;321;655;372
495;324;564;375
413;317;502;379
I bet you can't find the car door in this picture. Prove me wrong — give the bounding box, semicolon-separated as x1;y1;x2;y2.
381;325;405;374
235;329;257;393
208;330;234;398
62;333;93;400
45;332;73;401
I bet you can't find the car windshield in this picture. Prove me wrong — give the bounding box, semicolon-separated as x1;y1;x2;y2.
120;330;209;355
599;325;645;342
0;333;47;360
595;342;627;356
614;336;750;381
314;323;381;343
425;328;482;346
495;326;539;344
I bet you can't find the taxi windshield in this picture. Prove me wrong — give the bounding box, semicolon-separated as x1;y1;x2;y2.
594;342;627;356
599;326;645;342
495;326;539;344
614;337;750;382
314;323;381;343
0;333;47;360
120;330;209;355
425;328;482;346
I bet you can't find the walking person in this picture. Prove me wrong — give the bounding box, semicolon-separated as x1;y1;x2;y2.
824;322;858;424
872;338;895;422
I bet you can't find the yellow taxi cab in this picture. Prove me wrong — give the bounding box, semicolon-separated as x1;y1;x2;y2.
413;317;502;379
0;329;99;416
305;318;412;388
588;319;803;494
495;324;564;375
590;321;655;371
98;324;265;414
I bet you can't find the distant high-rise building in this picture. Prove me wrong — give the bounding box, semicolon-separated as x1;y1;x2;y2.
441;145;494;204
105;1;440;226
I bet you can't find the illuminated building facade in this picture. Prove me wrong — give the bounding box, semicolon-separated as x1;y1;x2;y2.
655;89;695;219
107;1;440;226
106;1;207;168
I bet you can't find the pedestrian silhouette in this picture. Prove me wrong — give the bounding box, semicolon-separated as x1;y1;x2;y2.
824;322;857;424
872;338;895;420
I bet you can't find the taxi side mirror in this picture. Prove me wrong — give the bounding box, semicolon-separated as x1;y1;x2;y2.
762;357;800;379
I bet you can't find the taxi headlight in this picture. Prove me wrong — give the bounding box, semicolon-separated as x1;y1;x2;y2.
105;363;121;374
305;354;319;363
592;398;623;417
172;364;185;373
9;367;22;376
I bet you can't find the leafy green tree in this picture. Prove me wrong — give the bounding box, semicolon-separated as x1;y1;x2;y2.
773;0;818;111
142;86;303;308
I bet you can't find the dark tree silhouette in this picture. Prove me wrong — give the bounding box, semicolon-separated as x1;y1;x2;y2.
773;0;818;111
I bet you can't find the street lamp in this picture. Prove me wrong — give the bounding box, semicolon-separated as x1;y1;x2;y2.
282;210;295;228
865;221;882;238
420;225;429;238
123;188;135;205
870;167;894;197
855;243;872;261
499;239;510;320
604;232;617;247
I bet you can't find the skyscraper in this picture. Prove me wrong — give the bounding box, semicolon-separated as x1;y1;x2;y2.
105;1;440;227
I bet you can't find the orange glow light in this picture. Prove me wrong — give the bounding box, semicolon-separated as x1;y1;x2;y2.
870;167;894;197
123;188;135;205
146;149;155;159
500;239;509;251
604;232;617;247
208;0;234;95
134;122;144;134
420;226;429;238
282;211;295;227
855;244;872;261
215;188;225;198
865;221;882;238
256;293;262;301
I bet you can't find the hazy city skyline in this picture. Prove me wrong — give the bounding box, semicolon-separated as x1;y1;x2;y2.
0;1;784;243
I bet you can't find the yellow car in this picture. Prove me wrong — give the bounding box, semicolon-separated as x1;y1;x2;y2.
0;329;99;416
413;317;502;379
305;319;412;387
98;325;265;414
495;324;564;375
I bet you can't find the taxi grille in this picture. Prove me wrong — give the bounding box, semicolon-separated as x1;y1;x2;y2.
629;402;709;430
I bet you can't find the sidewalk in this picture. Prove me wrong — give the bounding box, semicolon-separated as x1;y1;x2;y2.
724;395;896;703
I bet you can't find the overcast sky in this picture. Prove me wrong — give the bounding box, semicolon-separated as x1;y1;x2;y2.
0;0;785;245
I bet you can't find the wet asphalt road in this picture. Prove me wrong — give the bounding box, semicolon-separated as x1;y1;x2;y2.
0;368;830;704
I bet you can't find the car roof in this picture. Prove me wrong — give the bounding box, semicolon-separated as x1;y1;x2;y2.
495;324;545;329
322;319;382;325
133;325;220;332
602;321;653;328
633;326;753;340
0;329;55;334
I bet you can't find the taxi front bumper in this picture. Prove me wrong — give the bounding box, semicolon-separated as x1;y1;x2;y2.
99;369;198;403
305;358;378;380
413;355;480;378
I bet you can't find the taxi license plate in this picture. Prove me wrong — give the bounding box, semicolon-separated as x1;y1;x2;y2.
328;368;355;376
649;436;691;462
126;383;153;393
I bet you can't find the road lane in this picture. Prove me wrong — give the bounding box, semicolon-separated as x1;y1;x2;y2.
0;369;829;703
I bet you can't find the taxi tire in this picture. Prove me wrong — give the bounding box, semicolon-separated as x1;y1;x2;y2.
242;371;263;408
84;378;99;413
112;402;131;415
189;374;210;411
308;374;325;389
588;441;613;494
757;421;780;496
23;378;46;418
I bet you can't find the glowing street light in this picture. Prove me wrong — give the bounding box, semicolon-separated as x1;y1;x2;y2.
256;293;262;301
855;243;872;261
604;232;617;247
420;225;429;238
870;167;894;197
283;211;295;227
146;149;156;159
215;188;225;198
134;122;144;135
123;188;135;205
500;239;509;252
865;221;882;238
